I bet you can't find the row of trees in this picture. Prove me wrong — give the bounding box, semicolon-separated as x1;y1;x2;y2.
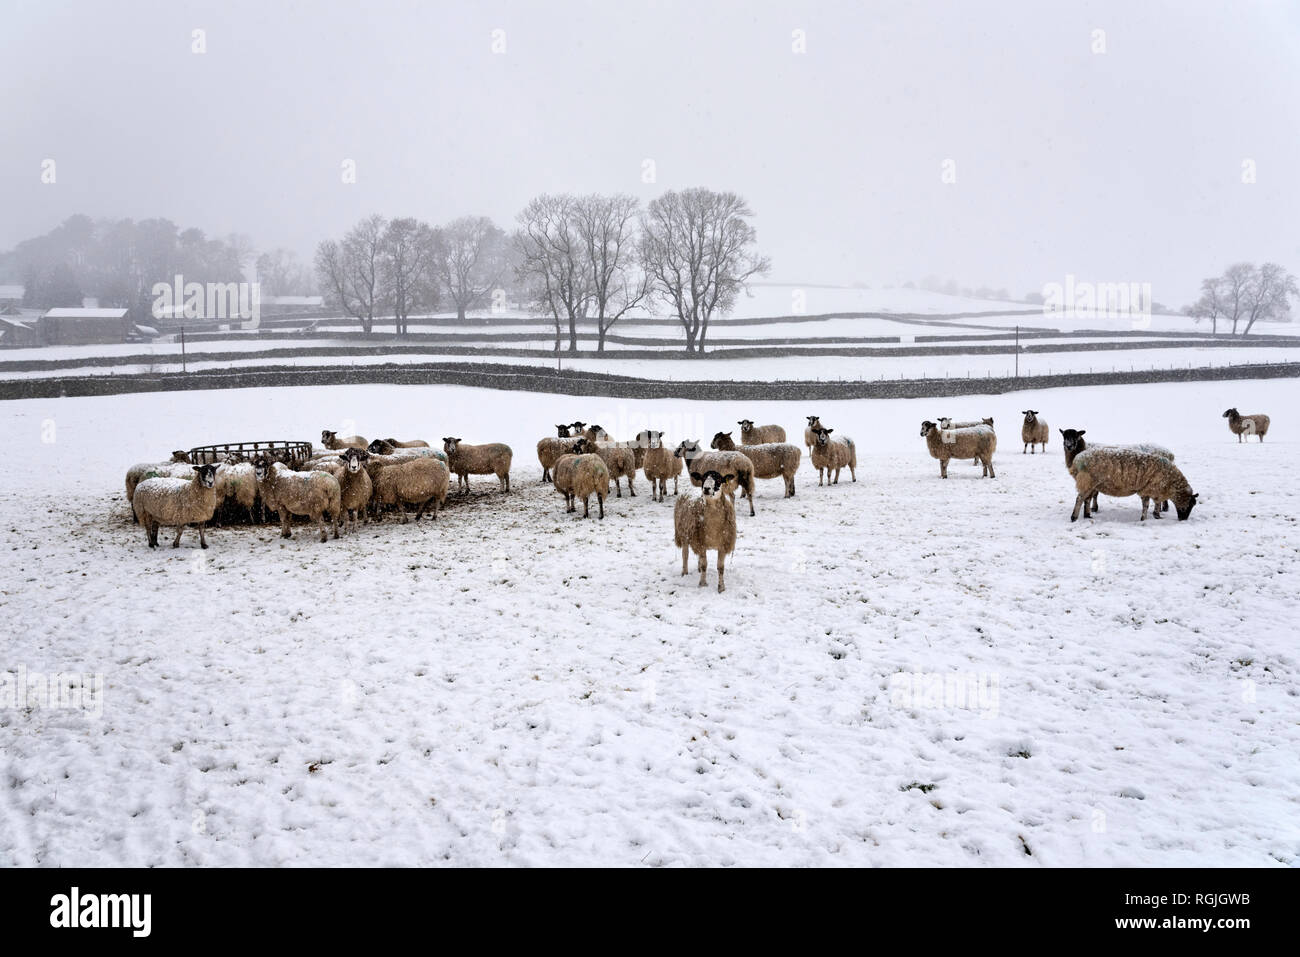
316;188;770;352
1185;263;1298;336
1;214;316;315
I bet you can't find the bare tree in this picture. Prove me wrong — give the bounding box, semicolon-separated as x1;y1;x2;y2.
1221;262;1254;336
314;214;385;333
256;248;316;297
380;217;436;336
574;193;649;351
640;188;770;353
1240;262;1298;336
1187;275;1227;335
432;216;508;322
514;195;591;352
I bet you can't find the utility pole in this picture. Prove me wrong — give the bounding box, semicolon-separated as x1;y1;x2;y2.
181;327;187;374
1015;325;1019;379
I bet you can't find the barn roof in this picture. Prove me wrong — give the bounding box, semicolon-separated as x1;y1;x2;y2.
42;308;129;320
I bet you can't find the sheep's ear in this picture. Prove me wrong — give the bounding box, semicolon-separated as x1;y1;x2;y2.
690;471;702;482
723;473;735;483
825;428;833;434
1078;430;1085;436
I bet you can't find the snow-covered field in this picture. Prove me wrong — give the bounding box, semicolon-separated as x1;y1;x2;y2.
2;376;1297;866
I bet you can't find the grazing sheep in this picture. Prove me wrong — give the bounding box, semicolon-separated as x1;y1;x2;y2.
1021;410;1049;454
674;470;738;593
1069;447;1198;522
125;459;196;521
133;463;220;549
809;427;857;485
642;431;683;502
371;456;449;523
442;437;512;494
711;431;801;497
213;459;258;525
366;437;431;454
536;424;579;482
1059;429;1174;514
738;419;786;445
321;429;368;450
252;454;343;542
335;448;374;532
675;440;756;516
1223;408;1270;443
553;448;610;519
919;421;996;478
584;437;636;498
803;415;824;455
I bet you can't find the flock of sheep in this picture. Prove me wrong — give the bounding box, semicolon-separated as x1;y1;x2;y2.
123;403;1271;589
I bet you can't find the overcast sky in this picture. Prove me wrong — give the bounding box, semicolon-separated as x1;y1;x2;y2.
3;0;1298;304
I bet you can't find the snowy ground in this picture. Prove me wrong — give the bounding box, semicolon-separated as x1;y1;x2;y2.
1;377;1297;866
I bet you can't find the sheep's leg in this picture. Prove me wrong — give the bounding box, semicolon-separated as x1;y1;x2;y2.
279;509;292;539
598;494;605;519
673;476;678;495
627;474;635;497
1140;497;1150;521
199;523;208;549
681;543;690;575
317;512;330;541
1023;443;1027;454
716;550;726;593
986;457;996;479
698;550;708;588
1071;493;1086;522
542;467;550;482
582;495;590;518
172;525;184;548
940;459;948;479
614;476;622;498
849;466;855;483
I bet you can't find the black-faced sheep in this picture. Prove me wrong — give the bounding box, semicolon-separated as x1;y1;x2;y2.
1223;408;1270;443
553;447;610;519
442;438;512;494
674;440;756;516
537;424;578;482
674;470;738;593
738;419;786;445
321;430;368;450
919;421;996;479
253;454;343;542
1059;428;1175;514
125;459;196;522
1069;447;1197;522
1021;410;1049;454
366;437;431;454
642;431;683;502
803;415;823;455
133;463;220;549
809;427;857;485
711;431;801;497
335;448;374;531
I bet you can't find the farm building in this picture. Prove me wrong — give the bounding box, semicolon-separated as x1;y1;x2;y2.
39;307;131;345
0;314;41;347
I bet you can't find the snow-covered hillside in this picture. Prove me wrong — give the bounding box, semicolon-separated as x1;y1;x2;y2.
1;376;1296;866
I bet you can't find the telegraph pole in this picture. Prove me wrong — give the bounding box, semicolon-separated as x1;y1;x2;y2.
1015;325;1019;379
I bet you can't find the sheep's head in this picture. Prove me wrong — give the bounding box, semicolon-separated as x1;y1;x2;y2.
339;448;369;473
920;421;938;438
737;419;755;432
711;431;735;450
675;440;700;459
442;437;461;455
1022;410;1039;424
192;463;219;488
983;417;994;427
556;424;572;437
585;424;605;440
171;450;190;463
635;429;653;448
1059;428;1087;458
321;430;336;445
806;415;820;426
569;438;590;455
366;439;391;454
935;417;952;429
1222;408;1238;418
814;427;834;446
1175;491;1199;521
691;469;733;497
570;421;586;433
251;454;274;480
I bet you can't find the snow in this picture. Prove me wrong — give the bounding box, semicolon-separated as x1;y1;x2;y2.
1;376;1297;866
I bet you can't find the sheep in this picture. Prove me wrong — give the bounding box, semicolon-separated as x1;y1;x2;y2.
366;437;431;454
642;431;683;502
803;415;823;455
252;454;343;542
125;459;196;521
674;440;756;516
371;456;449;523
536;426;579;483
737;419;786;445
1058;429;1174;514
1223;408;1270;443
321;429;368;450
807;427;857;486
581;436;636;497
919;421;996;478
133;463;220;548
552;447;610;519
213;459;258;525
711;431;801;497
581;423;609;445
1021;410;1049;454
1069;447;1198;522
674;470;738;593
442;437;512;494
335;447;374;532
937;417;995;465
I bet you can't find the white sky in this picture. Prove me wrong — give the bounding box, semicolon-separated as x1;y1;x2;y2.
3;0;1298;305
